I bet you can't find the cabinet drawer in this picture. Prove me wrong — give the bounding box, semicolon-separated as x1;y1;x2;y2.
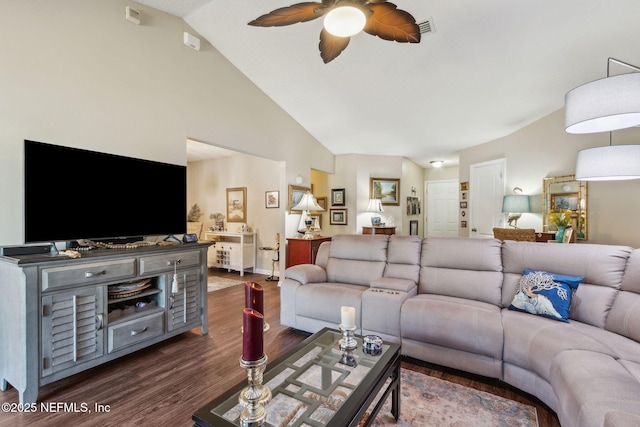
139;250;200;275
107;311;164;353
42;258;136;291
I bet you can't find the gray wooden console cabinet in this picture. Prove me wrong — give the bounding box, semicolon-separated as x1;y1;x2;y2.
0;242;210;404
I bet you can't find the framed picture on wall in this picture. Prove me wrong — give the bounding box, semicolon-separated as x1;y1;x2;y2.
370;177;400;206
265;190;279;208
407;197;420;215
288;184;310;211
409;220;418;235
226;187;247;222
316;196;327;210
331;189;345;206
330;208;348;225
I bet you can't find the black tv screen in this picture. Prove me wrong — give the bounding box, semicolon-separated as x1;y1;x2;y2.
24;140;187;243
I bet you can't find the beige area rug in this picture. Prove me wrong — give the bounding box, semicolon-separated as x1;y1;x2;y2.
368;368;538;427
207;276;245;292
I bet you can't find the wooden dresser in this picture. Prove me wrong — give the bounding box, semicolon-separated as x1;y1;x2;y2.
286;236;332;267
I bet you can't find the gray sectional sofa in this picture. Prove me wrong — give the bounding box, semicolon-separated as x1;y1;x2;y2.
281;234;640;427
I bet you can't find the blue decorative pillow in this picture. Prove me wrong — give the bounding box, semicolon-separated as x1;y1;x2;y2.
508;268;585;322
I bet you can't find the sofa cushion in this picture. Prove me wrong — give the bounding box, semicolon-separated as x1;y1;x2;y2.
419;237;503;306
325;234;388;286
370;277;416;293
606;290;640;343
501;241;633;328
328;234;388;261
508;269;584;322
402;294;503;360
326;258;385;287
284;264;327;284
383;235;422;282
502;309;613;382
295;282;366;326
550;350;640;427
607;249;640;341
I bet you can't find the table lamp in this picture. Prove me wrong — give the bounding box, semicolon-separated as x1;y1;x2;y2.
367;198;384;226
292;191;325;239
502;187;530;228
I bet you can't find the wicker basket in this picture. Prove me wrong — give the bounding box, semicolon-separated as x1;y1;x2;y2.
492;228;536;242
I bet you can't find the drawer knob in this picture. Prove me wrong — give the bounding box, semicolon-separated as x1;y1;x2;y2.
85;270;106;278
130;326;148;336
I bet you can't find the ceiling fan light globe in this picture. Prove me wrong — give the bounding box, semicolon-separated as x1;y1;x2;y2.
323;6;366;37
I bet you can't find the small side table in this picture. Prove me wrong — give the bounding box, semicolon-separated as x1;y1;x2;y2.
362;226;396;235
286;236;332;268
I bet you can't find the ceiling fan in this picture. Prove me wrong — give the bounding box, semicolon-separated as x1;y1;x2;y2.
248;0;421;63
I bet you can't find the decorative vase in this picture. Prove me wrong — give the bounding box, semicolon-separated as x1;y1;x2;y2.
555;226;565;243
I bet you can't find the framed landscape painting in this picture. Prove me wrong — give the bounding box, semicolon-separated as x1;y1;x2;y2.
288;184;310;212
370;178;400;206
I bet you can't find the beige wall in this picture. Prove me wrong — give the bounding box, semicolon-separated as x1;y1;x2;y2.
322;154;424;236
458;109;640;247
187;154;283;274
0;0;333;246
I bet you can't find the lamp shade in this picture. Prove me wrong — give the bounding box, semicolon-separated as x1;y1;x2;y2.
575;145;640;181
366;198;384;213
565;73;640;134
292;192;324;211
502;195;530;213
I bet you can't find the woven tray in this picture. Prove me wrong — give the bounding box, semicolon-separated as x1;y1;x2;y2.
108;278;152;299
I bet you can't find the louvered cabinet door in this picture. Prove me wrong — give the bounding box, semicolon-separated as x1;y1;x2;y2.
41;286;104;377
167;269;201;332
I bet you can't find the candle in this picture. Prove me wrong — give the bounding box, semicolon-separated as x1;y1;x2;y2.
245;282;264;316
341;306;356;329
242;308;264;361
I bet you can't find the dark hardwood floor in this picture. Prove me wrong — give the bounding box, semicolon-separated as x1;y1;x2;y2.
0;270;560;427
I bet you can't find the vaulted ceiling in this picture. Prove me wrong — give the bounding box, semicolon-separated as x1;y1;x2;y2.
137;0;640;168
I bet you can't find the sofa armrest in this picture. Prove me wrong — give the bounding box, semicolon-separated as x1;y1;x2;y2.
370;277;416;293
285;264;327;285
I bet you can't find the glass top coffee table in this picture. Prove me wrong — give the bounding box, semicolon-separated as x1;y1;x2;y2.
192;327;401;427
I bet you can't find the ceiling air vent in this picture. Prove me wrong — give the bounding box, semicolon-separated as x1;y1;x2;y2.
418;18;434;34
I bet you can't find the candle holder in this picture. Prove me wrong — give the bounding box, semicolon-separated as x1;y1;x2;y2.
339;324;357;351
339;347;357;367
238;354;271;427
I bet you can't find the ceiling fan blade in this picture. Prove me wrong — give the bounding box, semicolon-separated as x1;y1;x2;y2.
363;2;421;43
319;28;350;63
248;2;327;27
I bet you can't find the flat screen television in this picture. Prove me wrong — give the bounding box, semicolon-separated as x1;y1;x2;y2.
24;140;187;244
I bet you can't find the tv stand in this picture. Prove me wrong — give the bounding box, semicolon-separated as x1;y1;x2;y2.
0;242;210;404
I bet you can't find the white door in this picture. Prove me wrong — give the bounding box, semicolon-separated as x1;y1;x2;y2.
426;180;459;237
469;159;505;238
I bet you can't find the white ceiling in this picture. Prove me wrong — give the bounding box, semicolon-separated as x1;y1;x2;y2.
137;0;640;168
